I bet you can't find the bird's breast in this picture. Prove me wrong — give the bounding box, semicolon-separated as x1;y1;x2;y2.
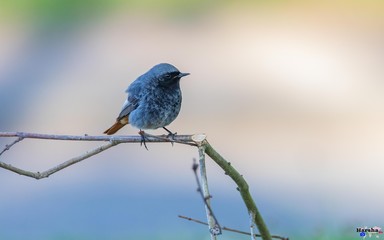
128;88;182;129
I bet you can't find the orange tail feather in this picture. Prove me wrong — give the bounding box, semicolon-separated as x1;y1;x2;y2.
103;117;129;135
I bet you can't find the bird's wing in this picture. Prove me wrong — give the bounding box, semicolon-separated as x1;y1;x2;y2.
117;96;138;120
116;77;144;120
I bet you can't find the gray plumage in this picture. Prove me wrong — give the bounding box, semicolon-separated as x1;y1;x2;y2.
104;63;189;135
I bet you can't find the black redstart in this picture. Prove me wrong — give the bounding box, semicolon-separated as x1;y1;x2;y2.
104;63;189;147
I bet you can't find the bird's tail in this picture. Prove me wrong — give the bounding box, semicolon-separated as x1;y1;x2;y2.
103;117;129;135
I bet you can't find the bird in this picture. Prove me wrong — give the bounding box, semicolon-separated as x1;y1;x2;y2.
103;63;189;148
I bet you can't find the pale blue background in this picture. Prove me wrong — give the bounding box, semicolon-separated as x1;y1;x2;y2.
1;1;383;239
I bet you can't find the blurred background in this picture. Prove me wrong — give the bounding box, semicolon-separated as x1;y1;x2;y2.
1;0;384;239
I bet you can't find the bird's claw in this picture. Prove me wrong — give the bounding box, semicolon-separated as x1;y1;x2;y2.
139;130;149;150
167;132;177;146
163;127;177;146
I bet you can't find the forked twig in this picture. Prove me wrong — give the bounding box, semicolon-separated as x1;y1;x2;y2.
0;137;24;156
192;157;222;236
178;215;289;240
0;141;119;179
0;132;196;179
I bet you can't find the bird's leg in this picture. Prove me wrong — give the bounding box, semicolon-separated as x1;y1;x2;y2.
138;130;149;150
163;127;177;145
163;127;177;138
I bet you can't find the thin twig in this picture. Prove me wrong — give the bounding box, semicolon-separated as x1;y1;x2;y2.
178;215;289;240
0;141;118;179
193;152;222;236
250;212;257;240
0;137;23;156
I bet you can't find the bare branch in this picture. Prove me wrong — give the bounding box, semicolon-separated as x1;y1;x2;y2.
250;211;257;240
143;132;197;147
178;215;289;240
0;131;197;179
204;140;273;240
0;141;118;179
0;132;195;145
0;131;282;239
193;150;222;236
0;137;23;156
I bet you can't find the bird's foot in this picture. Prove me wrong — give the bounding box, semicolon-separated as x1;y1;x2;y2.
138;130;149;150
163;127;177;146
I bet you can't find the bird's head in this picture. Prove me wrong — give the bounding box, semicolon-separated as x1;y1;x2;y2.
151;63;190;88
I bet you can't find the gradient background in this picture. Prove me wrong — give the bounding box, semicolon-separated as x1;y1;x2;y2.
1;1;383;239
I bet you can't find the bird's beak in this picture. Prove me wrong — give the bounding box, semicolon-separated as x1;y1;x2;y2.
179;72;190;78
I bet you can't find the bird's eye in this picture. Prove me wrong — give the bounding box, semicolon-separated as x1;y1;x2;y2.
164;74;171;79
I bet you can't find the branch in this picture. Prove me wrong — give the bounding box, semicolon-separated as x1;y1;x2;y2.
1;131;281;239
204;140;272;240
0;132;195;144
0;137;23;156
178;215;289;240
192;155;221;237
0;141;118;179
0;131;198;179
